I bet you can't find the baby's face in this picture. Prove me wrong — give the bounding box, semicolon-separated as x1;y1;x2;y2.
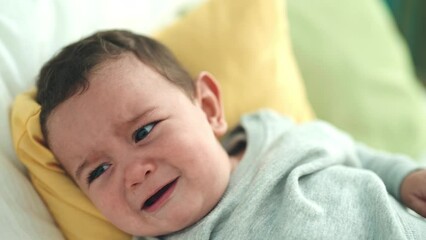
47;54;233;236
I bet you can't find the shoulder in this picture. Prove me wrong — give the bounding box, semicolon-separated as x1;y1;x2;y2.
240;109;295;130
240;109;357;161
241;109;351;139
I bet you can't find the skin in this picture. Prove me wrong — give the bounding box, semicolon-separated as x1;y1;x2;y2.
47;53;240;236
400;169;426;217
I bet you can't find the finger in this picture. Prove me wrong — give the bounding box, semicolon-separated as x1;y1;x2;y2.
408;198;426;218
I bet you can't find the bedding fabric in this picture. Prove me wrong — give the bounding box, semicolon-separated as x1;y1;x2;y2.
0;1;101;239
0;152;64;239
288;0;426;159
136;110;426;239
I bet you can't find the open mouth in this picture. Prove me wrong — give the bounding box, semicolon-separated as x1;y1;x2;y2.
142;177;178;211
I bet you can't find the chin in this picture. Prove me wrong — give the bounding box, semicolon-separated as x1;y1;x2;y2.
165;211;204;234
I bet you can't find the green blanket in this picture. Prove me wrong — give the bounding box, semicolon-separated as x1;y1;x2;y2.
288;0;426;160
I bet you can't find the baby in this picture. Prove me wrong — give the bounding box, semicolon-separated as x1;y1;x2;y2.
36;30;426;239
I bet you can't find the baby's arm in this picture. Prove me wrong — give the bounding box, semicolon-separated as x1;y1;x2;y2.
356;144;426;217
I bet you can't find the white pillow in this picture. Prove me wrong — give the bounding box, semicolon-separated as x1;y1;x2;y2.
0;152;64;239
0;1;82;238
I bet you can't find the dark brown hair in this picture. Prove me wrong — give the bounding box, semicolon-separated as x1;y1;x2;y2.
36;30;195;144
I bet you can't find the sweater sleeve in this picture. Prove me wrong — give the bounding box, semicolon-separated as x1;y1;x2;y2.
356;143;422;200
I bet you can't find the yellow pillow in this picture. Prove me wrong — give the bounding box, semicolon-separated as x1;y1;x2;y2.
156;0;313;127
11;0;313;239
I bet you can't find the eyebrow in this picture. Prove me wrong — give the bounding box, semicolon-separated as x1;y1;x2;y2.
73;106;159;181
123;106;158;126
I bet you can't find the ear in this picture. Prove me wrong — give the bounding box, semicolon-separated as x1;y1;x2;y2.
195;71;228;137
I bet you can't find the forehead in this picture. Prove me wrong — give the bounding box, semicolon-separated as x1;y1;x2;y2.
49;55;147;122
89;54;162;96
46;54;188;158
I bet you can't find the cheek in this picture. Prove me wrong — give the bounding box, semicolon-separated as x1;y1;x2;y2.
164;127;231;188
161;129;216;166
88;187;124;219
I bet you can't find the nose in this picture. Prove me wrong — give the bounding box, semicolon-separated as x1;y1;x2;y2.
124;160;156;189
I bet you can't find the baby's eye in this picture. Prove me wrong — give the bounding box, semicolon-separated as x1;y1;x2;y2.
133;122;157;143
87;163;111;185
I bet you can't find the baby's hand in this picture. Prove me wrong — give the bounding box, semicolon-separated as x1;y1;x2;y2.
400;169;426;218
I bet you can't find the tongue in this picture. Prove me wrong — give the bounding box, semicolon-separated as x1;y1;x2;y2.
143;180;174;208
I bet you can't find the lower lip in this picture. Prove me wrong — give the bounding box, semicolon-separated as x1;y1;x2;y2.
143;178;178;213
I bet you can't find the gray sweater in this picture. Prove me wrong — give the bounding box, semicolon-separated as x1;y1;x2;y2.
136;110;426;240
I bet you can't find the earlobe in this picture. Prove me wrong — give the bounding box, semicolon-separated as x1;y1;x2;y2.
195;72;228;137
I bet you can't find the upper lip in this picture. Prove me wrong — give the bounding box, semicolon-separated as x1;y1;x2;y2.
141;177;179;210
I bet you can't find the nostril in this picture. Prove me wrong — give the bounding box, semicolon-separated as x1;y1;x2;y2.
145;170;152;176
